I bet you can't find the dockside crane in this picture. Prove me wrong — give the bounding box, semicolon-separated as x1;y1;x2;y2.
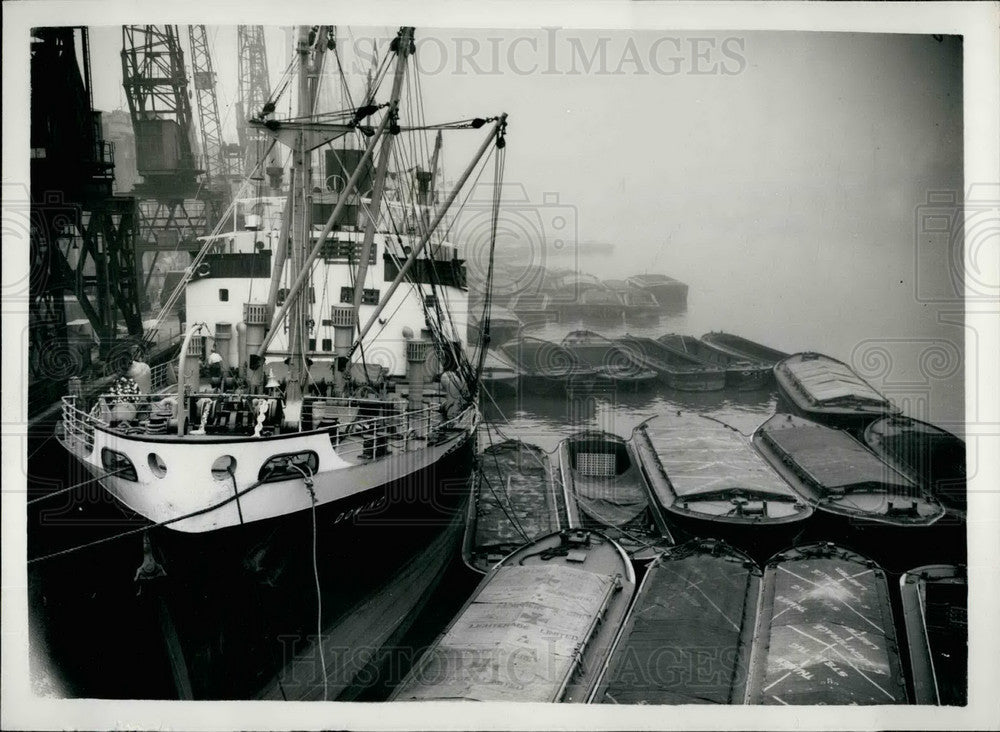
29;26;144;414
237;25;282;188
121;25;225;292
187;24;239;184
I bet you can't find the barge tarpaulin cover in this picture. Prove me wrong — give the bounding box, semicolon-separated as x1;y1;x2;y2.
594;539;760;704
635;413;811;525
747;543;908;705
393;564;619;701
754;414;944;526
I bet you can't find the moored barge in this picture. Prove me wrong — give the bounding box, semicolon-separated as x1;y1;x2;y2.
591;539;760;704
774;351;900;431
746;542;908;705
753;413;944;527
390;529;636;702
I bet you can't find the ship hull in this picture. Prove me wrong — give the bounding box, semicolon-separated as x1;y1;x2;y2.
153;442;474;700
58;404;478;534
148;434;475;572
28;431;475;700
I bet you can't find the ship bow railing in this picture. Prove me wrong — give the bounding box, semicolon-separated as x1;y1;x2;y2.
60;395;98;455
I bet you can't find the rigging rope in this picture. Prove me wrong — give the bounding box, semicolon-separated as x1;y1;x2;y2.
472;130;506;390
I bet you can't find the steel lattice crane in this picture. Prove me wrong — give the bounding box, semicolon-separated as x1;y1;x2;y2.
121;25;201;195
237;25;281;186
187;25;237;184
121;25;224;293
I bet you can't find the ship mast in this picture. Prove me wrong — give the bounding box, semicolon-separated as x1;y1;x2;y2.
350;27;413;335
251;26;508;400
286;25;326;403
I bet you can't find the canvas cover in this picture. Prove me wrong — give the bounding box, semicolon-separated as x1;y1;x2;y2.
598;544;759;704
572;469;648;528
763;421;912;492
396;565;615;701
782;357;887;406
749;549;906;705
642;415;800;500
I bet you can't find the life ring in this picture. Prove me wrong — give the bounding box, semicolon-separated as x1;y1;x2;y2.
196;262;210;278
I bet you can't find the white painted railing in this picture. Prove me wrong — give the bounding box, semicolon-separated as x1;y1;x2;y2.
149;361;176;392
61;391;447;444
60;396;97;454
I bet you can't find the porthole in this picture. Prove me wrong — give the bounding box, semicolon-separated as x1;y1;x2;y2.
148;453;168;478
258;451;319;484
211;455;237;481
101;448;138;482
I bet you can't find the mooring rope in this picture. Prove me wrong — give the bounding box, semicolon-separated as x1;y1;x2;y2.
27;468;276;565
289;461;327;702
26;469;125;506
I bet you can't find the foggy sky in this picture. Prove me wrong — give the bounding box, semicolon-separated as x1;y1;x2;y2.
86;26;965;427
88;27;962;274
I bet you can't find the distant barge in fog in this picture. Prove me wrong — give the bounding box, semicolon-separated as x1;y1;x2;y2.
659;334;771;391
616;335;726;391
700;331;789;366
626;273;688;309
